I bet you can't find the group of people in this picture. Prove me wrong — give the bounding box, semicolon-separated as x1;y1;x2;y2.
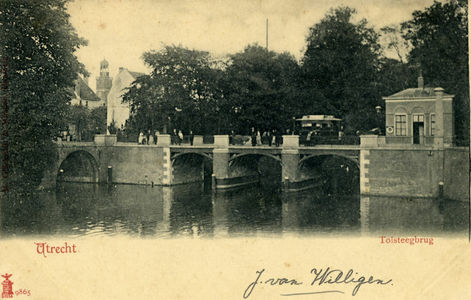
248;127;283;147
171;129;194;145
138;129;195;145
138;130;159;145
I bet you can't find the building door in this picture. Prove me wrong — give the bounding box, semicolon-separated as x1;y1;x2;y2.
413;115;424;144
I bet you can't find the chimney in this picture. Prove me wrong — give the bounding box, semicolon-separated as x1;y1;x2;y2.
418;72;424;89
119;67;125;73
434;87;444;147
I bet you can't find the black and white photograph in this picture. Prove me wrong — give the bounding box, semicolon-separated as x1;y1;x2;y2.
0;0;470;299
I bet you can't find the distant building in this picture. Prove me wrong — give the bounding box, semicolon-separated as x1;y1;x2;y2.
107;67;144;132
96;58;113;103
70;76;103;107
383;74;454;146
66;75;103;141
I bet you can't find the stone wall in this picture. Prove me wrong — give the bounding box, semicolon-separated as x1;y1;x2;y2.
443;147;469;202
101;144;165;185
362;146;469;201
363;148;444;198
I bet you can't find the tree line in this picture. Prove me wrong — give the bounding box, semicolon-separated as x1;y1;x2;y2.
122;2;468;141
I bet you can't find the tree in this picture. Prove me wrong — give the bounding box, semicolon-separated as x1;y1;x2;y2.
376;57;418;98
89;106;107;135
1;0;87;193
67;105;90;141
379;25;410;63
401;0;469;143
123;45;224;135
224;44;301;133
65;105;107;141
301;7;382;133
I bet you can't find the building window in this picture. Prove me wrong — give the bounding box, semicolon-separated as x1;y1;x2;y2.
413;115;424;123
395;114;407;136
430;114;435;136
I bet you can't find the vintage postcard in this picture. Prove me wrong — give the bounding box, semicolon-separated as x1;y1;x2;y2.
0;0;469;299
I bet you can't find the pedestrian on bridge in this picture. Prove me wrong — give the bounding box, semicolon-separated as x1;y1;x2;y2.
189;131;194;146
251;127;256;146
138;132;144;145
256;130;262;146
148;130;154;145
275;129;282;147
267;130;273;146
171;129;178;145
178;130;183;145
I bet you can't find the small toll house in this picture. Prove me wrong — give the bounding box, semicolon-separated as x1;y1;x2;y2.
383;74;454;146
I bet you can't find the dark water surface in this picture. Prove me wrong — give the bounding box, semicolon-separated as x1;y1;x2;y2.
1;183;469;239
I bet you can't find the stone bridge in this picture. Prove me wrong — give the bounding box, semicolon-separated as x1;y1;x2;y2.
43;134;361;192
42;134;469;200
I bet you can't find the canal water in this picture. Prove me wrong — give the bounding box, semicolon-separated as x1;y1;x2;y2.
1;182;468;239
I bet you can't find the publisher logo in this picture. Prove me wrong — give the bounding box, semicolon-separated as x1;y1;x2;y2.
1;274;13;299
1;274;30;298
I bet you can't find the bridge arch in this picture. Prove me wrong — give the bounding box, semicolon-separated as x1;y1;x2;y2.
171;152;213;185
171;152;213;165
299;154;360;195
228;153;282;188
229;153;282;164
58;150;99;183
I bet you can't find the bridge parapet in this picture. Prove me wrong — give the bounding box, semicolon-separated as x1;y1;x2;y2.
360;135;378;148
282;135;299;149
214;135;229;148
94;134;117;146
157;134;171;146
193;135;204;146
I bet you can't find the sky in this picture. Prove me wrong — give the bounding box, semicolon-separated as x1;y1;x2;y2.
67;0;436;92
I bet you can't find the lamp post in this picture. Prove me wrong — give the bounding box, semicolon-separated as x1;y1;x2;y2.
375;106;384;135
167;116;171;134
292;116;296;135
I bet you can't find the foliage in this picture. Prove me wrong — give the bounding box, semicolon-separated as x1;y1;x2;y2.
1;0;87;192
107;118;118;135
66;105;107;141
401;0;469;142
376;57;418;98
89;106;107;134
301;6;382;127
379;25;410;63
122;45;224;135
224;44;302;133
67;105;89;141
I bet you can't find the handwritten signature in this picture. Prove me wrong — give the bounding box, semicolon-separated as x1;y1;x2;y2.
243;268;392;298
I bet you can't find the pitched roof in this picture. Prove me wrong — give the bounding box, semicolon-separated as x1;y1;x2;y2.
384;87;453;99
75;76;101;101
128;70;145;79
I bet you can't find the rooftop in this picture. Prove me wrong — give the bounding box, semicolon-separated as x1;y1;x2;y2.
74;76;100;101
384;87;452;99
128;70;145;79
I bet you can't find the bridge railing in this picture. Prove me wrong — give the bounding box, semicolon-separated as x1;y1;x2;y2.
300;135;360;146
89;134;370;148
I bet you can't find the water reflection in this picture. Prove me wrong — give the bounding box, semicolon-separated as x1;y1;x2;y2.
0;182;468;238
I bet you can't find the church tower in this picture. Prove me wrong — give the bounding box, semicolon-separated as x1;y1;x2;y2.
96;59;113;104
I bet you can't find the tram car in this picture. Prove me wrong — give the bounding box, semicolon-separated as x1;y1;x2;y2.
296;115;342;145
